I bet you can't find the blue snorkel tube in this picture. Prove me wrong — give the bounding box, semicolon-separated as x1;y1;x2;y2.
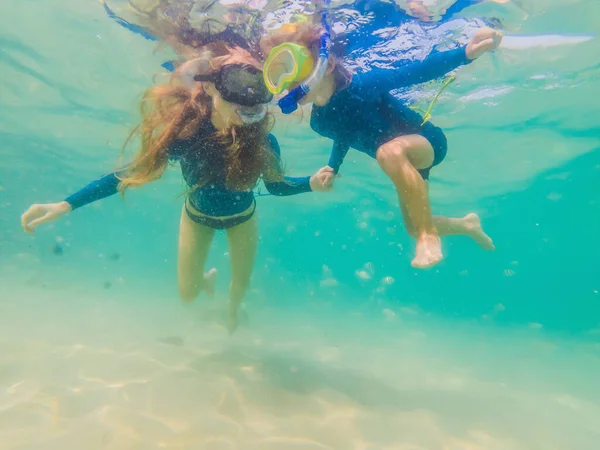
278;4;332;115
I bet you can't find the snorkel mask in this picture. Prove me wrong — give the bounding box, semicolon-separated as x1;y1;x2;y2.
264;6;332;114
263;43;315;95
194;64;273;125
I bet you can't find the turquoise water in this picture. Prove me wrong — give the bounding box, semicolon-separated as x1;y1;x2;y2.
1;0;600;448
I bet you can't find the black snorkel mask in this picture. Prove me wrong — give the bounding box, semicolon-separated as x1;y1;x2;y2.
195;64;273;125
194;64;273;106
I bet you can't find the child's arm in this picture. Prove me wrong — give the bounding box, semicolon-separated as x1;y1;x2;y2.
357;28;503;94
327;141;351;174
357;47;471;94
442;0;511;20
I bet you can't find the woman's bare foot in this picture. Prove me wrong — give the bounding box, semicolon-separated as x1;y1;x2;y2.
226;306;239;335
463;213;495;251
412;233;443;268
204;268;218;298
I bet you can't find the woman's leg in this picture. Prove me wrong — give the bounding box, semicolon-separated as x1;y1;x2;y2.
177;206;218;302
225;213;258;334
376;134;442;268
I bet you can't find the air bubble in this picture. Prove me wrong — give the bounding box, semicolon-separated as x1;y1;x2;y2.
320;278;338;288
381;276;395;285
382;308;396;321
355;270;371;281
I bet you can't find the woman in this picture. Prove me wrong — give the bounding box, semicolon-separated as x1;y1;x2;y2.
261;23;500;269
21;44;333;333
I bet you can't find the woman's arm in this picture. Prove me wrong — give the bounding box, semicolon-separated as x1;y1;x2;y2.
263;176;313;196
262;134;333;195
102;1;158;42
65;134;189;210
24;132;187;232
262;135;311;196
21;171;124;234
64;172;122;211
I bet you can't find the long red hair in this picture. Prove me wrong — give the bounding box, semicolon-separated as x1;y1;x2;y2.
118;43;281;192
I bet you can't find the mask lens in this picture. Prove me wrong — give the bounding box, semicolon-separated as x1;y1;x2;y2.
264;48;297;94
219;65;273;106
263;43;314;95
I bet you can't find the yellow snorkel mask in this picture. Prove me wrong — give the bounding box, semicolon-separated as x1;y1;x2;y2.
263;42;315;95
265;8;332;114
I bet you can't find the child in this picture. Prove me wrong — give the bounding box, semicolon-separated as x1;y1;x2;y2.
261;23;501;268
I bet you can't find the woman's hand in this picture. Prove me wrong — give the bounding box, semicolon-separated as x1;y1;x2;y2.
21;201;72;234
310;166;335;192
466;27;504;60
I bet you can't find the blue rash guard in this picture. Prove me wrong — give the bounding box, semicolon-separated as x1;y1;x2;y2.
310;45;473;179
65;122;312;216
354;0;486;21
443;0;488;18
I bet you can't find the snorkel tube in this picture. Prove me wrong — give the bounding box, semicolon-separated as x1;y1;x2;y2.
278;4;332;114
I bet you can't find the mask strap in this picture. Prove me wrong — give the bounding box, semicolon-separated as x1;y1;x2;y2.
193;73;218;82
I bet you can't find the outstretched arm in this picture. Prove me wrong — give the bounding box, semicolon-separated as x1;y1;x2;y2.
21;133;191;234
64;136;193;210
21;170;124;234
357;46;472;94
102;1;158;42
357;27;503;94
64;172;122;210
442;0;511;20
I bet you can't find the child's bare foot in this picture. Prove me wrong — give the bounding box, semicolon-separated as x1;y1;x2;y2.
204;268;218;298
464;213;495;251
412;233;443;268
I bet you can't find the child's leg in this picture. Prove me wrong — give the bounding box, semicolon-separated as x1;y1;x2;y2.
399;201;494;251
433;213;495;250
376;134;442;268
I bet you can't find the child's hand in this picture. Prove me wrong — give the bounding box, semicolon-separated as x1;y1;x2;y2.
466;28;503;60
310;166;335;192
407;1;431;21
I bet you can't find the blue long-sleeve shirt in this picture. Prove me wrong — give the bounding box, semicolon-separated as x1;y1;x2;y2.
343;0;491;54
310;45;472;173
65;123;312;216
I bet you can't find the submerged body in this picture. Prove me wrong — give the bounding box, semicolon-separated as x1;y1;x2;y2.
262;24;500;268
21;46;332;334
65;126;312;223
311;46;472;179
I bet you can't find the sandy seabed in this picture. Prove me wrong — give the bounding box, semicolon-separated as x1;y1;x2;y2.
0;280;599;450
